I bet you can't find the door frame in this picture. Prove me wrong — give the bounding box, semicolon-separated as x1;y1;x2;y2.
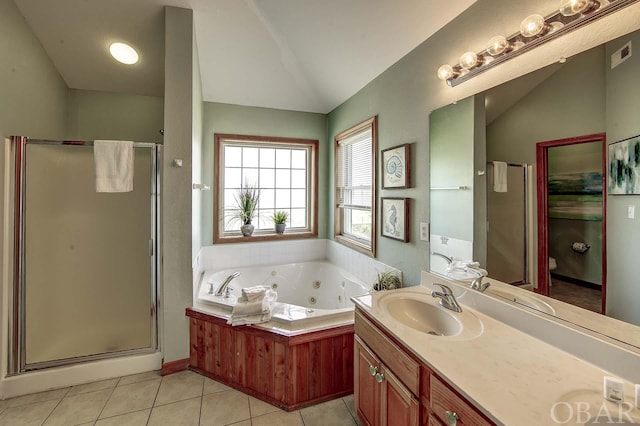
535;133;607;314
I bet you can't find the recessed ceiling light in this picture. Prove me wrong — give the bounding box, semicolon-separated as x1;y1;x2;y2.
109;42;139;65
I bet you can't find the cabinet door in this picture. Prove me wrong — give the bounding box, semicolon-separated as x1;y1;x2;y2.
428;414;445;426
430;375;493;425
380;365;419;426
355;337;381;426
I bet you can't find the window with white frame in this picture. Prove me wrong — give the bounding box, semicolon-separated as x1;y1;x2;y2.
214;134;318;242
334;116;377;257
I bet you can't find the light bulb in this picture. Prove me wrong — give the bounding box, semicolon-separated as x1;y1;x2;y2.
487;36;511;56
109;42;139;65
437;64;456;81
559;0;600;16
520;14;548;38
459;52;482;70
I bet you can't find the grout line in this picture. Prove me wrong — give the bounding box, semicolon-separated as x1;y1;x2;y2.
39;397;64;425
198;375;205;426
342;397;358;425
95;380;119;422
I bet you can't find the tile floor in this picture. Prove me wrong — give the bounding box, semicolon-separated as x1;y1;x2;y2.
549;277;602;313
0;370;360;426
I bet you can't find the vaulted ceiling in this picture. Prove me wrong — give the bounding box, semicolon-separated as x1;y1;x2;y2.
13;0;476;113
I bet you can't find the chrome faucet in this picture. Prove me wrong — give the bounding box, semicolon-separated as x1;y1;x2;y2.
431;252;453;264
214;272;240;297
466;268;490;292
431;283;462;313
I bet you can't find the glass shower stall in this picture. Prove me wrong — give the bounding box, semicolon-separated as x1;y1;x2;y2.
8;137;161;373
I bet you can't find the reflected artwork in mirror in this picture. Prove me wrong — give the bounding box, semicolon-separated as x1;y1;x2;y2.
429;26;640;350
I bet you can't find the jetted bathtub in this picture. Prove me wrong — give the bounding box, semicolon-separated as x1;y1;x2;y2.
196;260;371;328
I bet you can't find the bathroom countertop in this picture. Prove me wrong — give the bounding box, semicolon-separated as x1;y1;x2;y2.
352;285;640;426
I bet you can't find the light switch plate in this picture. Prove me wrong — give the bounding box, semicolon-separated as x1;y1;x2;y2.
628;205;635;219
611;41;632;69
420;222;429;242
636;384;640;408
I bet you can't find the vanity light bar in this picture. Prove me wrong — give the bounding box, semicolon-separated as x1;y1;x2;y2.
438;0;639;87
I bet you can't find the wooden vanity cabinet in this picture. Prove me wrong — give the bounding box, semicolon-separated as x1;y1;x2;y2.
355;336;419;426
355;308;493;426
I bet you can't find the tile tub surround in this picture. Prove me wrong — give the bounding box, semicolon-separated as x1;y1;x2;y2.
0;369;359;425
353;283;640;425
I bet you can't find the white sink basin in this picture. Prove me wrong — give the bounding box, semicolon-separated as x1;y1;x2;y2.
383;297;461;336
489;287;556;315
376;290;483;339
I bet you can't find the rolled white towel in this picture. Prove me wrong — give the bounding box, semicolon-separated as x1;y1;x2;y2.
446;265;488;281
242;285;267;301
447;260;480;273
227;289;278;326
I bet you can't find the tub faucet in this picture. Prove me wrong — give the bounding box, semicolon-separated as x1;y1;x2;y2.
215;272;240;297
431;252;453;264
431;283;462;313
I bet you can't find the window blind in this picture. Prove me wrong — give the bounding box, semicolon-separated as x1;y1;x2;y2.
336;128;373;210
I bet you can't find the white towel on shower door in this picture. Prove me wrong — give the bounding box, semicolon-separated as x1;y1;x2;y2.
94;140;134;192
493;161;508;192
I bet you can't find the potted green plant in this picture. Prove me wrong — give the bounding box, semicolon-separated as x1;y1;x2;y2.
232;183;260;237
273;210;288;234
372;270;402;291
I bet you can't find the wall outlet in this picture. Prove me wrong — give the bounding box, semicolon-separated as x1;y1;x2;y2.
628;205;635;219
604;376;624;403
420;222;429;242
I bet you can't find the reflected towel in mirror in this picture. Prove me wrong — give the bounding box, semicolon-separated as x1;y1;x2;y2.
493;161;508;192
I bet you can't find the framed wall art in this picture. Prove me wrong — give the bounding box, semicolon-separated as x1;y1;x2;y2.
381;197;409;242
382;144;410;188
608;135;640;194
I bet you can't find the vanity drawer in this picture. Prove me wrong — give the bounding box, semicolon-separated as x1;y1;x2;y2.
430;375;493;426
355;310;420;395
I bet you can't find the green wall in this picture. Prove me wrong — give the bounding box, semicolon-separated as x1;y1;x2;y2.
65;89;164;143
487;46;606;166
605;30;640;324
486;45;606;286
429;97;475;242
0;0;68;140
201;102;328;246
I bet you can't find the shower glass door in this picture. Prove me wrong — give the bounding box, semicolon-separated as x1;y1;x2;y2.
16;140;159;371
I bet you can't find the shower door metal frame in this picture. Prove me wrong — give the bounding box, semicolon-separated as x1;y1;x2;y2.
9;137;162;373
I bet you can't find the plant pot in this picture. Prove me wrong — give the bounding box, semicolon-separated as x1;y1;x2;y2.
275;223;286;234
241;224;254;237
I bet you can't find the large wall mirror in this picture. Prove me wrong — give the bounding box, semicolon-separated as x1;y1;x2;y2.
430;26;640;350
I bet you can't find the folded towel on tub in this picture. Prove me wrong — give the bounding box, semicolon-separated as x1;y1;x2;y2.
227;288;277;326
242;285;268;301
